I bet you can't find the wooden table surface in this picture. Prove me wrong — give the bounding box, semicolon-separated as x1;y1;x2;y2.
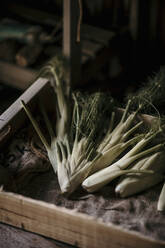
0;223;76;248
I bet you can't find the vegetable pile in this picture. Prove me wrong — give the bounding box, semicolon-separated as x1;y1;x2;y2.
21;55;165;211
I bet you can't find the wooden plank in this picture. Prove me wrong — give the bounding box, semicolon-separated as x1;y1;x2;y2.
0;61;37;90
0;191;164;248
0;223;74;248
63;0;81;89
81;24;115;45
0;77;50;145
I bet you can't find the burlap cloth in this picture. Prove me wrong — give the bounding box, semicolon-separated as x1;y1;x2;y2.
0;126;165;243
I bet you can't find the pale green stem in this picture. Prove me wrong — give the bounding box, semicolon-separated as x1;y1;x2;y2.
94;135;142;173
122;121;143;142
108;111;115;134
97;132;113;153
55;142;62;163
91;143;125;173
65;138;71;157
58;141;67;160
50;67;69;138
121;99;131;123
107;111;140;149
123;106;140;128
119;144;163;170
21;100;50;150
85;138;95;157
73;94;80;143
122;131;161;160
51;67;66;114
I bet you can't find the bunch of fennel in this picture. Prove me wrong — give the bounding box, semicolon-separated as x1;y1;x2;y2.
82;67;165;194
120;67;165;211
22;57;165;201
82;127;164;192
83;67;165;179
21;56;116;195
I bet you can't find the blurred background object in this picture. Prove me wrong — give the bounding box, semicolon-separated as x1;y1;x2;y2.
0;0;165;111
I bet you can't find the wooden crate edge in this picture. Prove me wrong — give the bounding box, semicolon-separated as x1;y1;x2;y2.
0;191;164;248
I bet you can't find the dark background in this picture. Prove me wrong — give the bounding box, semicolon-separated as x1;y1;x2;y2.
0;0;165;112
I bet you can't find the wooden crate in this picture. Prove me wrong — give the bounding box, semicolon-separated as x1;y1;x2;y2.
0;78;165;248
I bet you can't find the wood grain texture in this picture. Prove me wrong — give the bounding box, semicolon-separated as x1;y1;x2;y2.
0;223;74;248
0;191;164;248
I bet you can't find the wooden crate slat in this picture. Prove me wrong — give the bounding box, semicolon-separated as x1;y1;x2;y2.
0;191;164;248
0;61;37;90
